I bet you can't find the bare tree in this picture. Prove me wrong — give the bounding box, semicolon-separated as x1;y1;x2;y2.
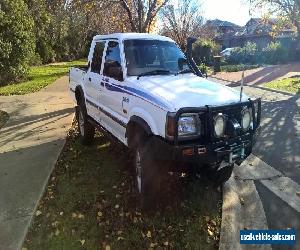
160;0;205;50
120;0;169;32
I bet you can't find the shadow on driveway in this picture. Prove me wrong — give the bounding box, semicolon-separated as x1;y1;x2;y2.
253;94;300;183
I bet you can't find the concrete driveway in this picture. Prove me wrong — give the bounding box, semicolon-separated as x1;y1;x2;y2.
0;76;74;250
211;72;300;249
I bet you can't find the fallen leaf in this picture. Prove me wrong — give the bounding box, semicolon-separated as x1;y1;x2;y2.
208;228;214;236
115;204;119;209
146;231;151;238
164;241;169;246
72;213;77;218
240;197;245;205
117;236;124;241
98;211;103;217
211;219;217;226
117;230;122;235
150;242;157;248
204;216;210;222
51;221;59;227
59;212;64;216
36;210;42;216
78;213;84;219
55;229;60;236
105;245;111;250
113;185;117;189
79;239;85;245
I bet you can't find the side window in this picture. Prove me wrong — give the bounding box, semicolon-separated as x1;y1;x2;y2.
91;42;105;73
103;41;123;81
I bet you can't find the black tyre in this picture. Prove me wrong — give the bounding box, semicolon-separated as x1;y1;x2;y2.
132;132;163;209
76;102;95;145
206;162;234;186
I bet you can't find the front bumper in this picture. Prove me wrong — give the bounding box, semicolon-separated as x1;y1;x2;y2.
151;98;261;169
153;132;255;164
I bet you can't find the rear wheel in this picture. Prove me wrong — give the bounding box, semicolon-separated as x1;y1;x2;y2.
76;102;95;145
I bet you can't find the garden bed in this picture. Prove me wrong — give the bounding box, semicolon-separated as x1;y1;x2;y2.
23;124;221;249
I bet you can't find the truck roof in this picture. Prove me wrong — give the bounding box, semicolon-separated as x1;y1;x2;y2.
93;33;174;42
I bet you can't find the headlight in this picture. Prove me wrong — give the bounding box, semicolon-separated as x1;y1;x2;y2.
214;114;225;137
178;114;200;137
241;108;252;131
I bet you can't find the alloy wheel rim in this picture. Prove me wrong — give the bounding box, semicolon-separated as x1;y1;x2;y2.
135;149;142;193
78;109;85;136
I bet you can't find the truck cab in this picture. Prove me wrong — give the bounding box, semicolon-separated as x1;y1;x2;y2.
69;33;261;206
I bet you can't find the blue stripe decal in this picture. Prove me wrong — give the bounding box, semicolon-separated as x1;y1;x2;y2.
105;82;169;110
86;98;126;128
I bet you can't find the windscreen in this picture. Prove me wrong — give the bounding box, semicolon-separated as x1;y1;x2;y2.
124;39;192;76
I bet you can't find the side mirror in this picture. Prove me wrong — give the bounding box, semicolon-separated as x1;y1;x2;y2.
178;58;187;70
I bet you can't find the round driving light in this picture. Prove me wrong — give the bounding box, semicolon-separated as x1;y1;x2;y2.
241;109;251;130
214;114;225;137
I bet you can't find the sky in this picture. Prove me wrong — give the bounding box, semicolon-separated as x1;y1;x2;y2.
201;0;260;26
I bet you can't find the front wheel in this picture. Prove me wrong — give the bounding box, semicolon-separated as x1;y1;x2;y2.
206;162;234;186
133;138;164;209
76;104;95;145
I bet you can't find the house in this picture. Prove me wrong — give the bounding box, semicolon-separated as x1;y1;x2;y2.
206;19;241;36
210;18;295;50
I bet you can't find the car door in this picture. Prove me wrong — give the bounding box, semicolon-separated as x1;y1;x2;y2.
85;41;105;122
101;40;127;143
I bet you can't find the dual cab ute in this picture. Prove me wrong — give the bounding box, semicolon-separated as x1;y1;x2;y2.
69;33;261;204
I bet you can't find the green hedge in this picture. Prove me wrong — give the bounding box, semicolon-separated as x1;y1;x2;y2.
226;42;290;65
220;64;260;72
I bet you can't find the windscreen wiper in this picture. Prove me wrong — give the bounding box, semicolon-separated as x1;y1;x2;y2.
137;70;172;79
175;68;193;75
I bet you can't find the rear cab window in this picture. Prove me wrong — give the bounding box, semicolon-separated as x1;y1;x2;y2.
90;41;105;74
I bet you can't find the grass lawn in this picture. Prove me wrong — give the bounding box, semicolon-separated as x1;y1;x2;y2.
23;124;222;250
0;110;9;129
264;76;300;94
0;60;86;96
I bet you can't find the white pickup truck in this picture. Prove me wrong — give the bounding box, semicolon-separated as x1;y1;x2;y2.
69;33;261;204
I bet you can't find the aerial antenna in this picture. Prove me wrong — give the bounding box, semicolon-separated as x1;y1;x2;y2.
240;70;245;102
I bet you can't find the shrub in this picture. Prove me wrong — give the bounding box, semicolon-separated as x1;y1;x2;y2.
0;0;35;86
198;63;208;74
262;42;289;64
221;64;260;72
227;42;258;65
192;39;220;65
